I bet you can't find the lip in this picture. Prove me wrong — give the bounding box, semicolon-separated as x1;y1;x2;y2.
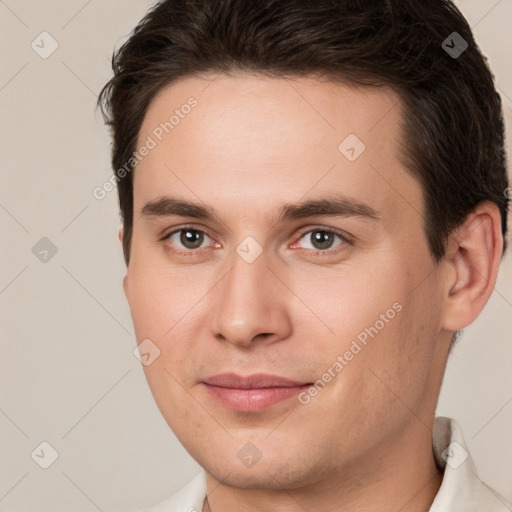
201;373;311;412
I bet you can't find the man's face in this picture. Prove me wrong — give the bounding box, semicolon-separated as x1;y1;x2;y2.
124;74;448;488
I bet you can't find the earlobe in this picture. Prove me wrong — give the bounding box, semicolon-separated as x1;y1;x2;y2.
441;202;503;332
118;226;124;244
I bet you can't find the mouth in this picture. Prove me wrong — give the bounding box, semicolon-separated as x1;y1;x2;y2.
201;373;312;412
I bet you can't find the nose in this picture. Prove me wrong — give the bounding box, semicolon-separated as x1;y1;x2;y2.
209;246;292;349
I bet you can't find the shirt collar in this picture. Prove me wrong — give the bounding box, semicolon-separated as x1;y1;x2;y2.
429;416;510;511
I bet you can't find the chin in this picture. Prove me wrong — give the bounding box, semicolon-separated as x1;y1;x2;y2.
197;447;324;491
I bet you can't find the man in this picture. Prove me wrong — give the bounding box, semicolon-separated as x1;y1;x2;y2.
98;0;510;510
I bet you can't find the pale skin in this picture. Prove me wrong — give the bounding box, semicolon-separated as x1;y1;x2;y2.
121;73;503;512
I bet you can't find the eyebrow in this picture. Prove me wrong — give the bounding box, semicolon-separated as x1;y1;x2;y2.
277;196;379;222
140;195;379;224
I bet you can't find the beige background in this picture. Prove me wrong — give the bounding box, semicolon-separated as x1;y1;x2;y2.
0;1;511;510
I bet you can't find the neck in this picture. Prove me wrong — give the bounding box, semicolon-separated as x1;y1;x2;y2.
202;419;444;512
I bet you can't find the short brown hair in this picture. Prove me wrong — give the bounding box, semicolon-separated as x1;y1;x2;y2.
98;0;509;266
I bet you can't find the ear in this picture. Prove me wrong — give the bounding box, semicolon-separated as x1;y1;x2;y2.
118;226;130;297
123;273;129;299
440;201;503;332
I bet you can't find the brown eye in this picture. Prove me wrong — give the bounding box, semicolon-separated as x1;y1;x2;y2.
311;231;336;250
180;229;204;249
298;230;344;251
166;229;211;250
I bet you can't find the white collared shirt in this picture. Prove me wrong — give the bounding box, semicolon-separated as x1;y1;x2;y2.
140;417;511;512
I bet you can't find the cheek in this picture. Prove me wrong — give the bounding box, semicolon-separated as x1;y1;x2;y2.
286;255;437;405
141;357;207;448
126;250;209;341
284;258;403;347
126;257;213;389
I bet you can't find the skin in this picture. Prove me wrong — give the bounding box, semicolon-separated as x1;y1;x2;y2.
121;73;503;512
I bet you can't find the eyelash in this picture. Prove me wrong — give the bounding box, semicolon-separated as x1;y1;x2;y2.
159;225;352;259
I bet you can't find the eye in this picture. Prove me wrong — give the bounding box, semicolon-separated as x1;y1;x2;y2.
293;228;347;253
165;228;213;251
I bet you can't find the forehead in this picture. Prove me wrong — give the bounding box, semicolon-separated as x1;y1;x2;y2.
137;73;403;157
134;73;421;226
